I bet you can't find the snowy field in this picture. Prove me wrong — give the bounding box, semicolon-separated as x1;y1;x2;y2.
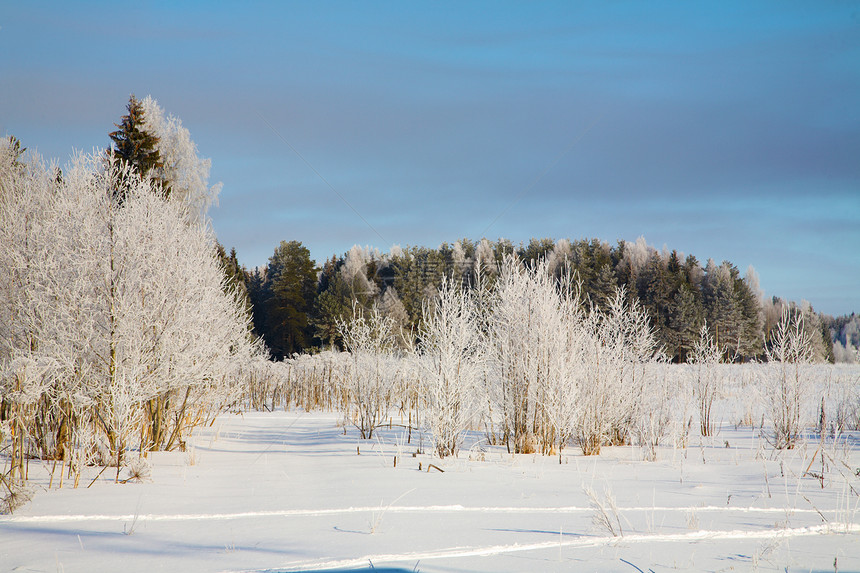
2;409;859;573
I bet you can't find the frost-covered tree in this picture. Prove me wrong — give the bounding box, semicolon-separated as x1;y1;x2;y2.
485;257;584;455
0;141;65;481
416;278;483;457
831;313;860;363
451;240;472;286
527;268;587;460
689;323;722;436
475;239;497;277
546;238;573;277
378;287;411;348
140;96;222;223
342;245;379;307
485;257;542;453
578;286;664;456
337;304;398;439
0;141;262;483
765;306;814;449
616;236;653;287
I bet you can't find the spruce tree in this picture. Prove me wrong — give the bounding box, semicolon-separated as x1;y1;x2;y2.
669;283;704;362
260;240;318;359
313;256;352;348
246;267;267;340
518;237;555;265
393;246;433;330
215;242;253;327
703;260;743;360
109;94;164;201
735;276;764;360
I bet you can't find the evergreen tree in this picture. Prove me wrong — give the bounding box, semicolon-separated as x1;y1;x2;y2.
313;256;352;348
684;254;704;291
735;274;764;360
215;242;253;327
613;239;635;293
518;237;555;266
246;267;267;340
215;243;247;292
392;246;441;330
820;314;836;363
232;233;834;365
493;238;516;266
593;262;618;309
259;241;318;359
635;251;674;354
108;95;164;200
702;260;742;360
669;283;704;362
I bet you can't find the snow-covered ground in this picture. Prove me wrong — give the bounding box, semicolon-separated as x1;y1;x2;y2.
2;410;859;572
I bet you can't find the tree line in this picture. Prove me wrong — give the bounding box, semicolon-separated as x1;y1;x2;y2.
229;236;840;364
247;258;852;460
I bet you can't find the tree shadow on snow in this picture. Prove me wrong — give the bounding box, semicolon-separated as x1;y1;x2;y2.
193;424;349;456
485;526;587;538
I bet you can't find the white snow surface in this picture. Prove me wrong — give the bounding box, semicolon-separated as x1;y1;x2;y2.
2;410;859;572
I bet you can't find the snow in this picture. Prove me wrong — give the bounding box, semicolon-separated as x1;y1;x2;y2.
2;410;859;572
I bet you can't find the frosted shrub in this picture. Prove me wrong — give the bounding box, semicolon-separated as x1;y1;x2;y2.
245;357;284;411
577;287;664;456
764;306;814;449
834;379;860;432
634;362;673;461
664;365;695;449
812;364;860;433
689;323;723;437
338;304;398;439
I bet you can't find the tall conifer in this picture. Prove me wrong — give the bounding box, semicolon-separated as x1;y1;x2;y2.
109;94;164;200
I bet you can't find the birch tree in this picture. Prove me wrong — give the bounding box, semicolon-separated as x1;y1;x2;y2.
485;257;583;455
765;306;814;449
689;323;722;437
337;304;397;439
1;141;262;484
416;278;482;457
140;96;221;223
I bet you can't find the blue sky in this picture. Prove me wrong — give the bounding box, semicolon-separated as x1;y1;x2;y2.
2;2;858;315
